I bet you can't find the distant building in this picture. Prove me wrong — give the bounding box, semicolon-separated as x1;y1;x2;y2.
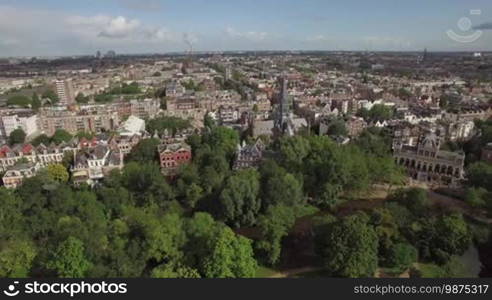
393;133;465;186
71;144;123;185
55;79;76;106
252;120;275;138
275;76;290;134
0;114;38;137
447;121;475;142
129;99;160;120
108;134;142;156
39;106;119;136
219;106;240;124
0;143;70;173
274;76;307;136
105;50;116;58
165;82;186;97
2;162;41;189
118;115;145;136
346;116;367;137
233;139;265;170
157;142;192;175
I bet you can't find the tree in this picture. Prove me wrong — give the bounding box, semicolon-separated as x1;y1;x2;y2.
259;160;304;209
315;213;378;277
75;92;89;104
327;120;348;136
390;188;431;216
218;169;261;227
9;128;26;145
47;237;91;278
0;188;24;239
46;164;69;183
357;107;370;120
434;214;471;258
146;117;191;136
202;126;240;158
355;128;392;157
31;93;41;110
119;162;175;206
31;134;50;146
202;227;257;278
42;89;59;103
7;95;31;107
467;162;492;192
75;131;94;139
126;138;160;163
387;243;418;273
465;187;488;208
371;208;401;265
367;156;405;187
277;135;311;171
151;263;200;278
51;129;73;145
368;104;393;121
0;239;37;277
182;183;203;209
314;183;343;210
256;205;297;265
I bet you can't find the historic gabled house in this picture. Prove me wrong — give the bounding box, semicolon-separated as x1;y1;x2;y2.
233;139;265;170
157;142;192;175
393;133;465;186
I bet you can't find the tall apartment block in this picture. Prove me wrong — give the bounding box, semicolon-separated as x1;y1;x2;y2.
55;79;75;106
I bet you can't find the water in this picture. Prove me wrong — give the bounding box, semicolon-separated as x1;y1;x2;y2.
460;246;482;277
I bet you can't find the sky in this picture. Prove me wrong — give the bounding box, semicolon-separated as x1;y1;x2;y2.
1;0;492;57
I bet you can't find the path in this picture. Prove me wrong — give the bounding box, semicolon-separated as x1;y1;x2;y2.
268;266;324;278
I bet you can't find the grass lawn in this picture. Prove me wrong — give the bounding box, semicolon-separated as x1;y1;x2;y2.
255;266;278;278
414;263;445;278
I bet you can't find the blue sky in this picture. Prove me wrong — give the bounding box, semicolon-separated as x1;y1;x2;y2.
1;0;491;56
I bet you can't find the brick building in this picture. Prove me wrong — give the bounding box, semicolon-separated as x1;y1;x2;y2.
157;142;192;175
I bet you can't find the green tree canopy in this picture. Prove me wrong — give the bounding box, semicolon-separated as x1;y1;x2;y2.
0;239;36;277
202;227;257;278
467;162;492;192
256;205;297;265
126;138;160;163
9;128;26;145
31;93;41;110
46;164;69;183
47;236;91;278
387;242;418;273
218;169;261;227
368;104;394;121
315;213;378;277
51;129;73;145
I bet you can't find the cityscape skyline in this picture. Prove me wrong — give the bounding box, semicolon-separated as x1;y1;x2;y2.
1;0;492;57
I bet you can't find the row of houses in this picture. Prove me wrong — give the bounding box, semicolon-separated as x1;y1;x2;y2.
0;99;159;141
1;133;144;188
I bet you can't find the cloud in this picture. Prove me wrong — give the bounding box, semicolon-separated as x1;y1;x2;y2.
473;22;492;30
225;27;268;42
98;16;141;38
65;14;179;42
0;5;184;56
